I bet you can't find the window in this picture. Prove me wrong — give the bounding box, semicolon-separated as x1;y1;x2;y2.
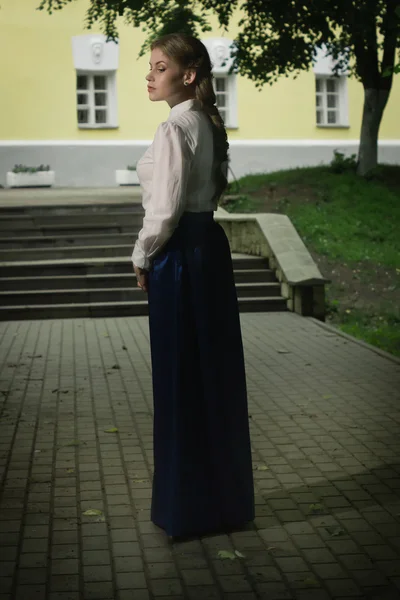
72;34;119;129
313;45;349;128
76;72;116;128
213;75;237;129
202;38;238;128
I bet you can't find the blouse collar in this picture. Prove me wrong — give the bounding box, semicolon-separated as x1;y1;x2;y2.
168;98;200;119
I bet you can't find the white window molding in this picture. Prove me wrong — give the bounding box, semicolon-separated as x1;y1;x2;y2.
76;71;118;129
315;75;349;128
202;37;238;129
72;34;119;129
313;44;349;128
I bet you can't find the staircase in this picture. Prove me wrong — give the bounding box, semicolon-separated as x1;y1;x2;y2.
0;203;288;320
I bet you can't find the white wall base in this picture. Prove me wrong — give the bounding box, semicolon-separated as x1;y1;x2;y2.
1;141;399;187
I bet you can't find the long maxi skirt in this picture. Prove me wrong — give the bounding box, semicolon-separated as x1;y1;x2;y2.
147;211;255;538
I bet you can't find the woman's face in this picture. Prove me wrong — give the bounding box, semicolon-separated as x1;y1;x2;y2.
146;47;194;107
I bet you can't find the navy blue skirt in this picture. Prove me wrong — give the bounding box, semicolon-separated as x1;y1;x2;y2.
147;211;255;538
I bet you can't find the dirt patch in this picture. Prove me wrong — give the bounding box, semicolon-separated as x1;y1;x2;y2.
308;251;399;319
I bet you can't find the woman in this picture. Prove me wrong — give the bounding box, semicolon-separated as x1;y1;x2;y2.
132;33;254;539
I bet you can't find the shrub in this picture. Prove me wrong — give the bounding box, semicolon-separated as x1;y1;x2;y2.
12;164;51;173
330;151;357;174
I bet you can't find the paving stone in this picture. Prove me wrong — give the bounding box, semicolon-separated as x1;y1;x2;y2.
324;578;363;597
150;578;183;596
83;582;114;599
1;311;400;600
181;569;215;586
50;575;80;592
116;572;147;589
15;585;47;600
112;541;142;557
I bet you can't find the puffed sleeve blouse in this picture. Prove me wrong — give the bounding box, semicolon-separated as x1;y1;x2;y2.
131;98;219;270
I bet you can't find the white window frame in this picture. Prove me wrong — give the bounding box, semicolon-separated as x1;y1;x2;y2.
76;70;118;129
213;74;238;129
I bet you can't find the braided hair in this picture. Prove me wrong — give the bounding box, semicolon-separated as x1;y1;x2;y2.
151;33;229;200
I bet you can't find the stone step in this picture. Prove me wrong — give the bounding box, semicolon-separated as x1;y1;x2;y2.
0;282;281;306
0;232;140;249
0;269;276;291
0;296;288;321
0;212;145;230
0;255;270;278
0;244;138;261
0;224;138;238
0;202;142;216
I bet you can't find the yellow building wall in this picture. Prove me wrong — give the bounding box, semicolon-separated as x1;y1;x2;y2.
1;0;399;141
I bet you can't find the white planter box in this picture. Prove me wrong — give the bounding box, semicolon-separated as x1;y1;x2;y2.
116;169;139;186
7;171;55;188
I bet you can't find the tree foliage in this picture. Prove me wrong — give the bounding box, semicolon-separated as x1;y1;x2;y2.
38;0;400;87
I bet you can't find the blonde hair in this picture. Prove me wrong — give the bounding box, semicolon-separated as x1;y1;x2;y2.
151;33;229;199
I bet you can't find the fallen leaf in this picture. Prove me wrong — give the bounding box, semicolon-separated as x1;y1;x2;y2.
217;550;236;561
234;550;246;558
256;465;269;471
64;440;80;447
277;349;290;354
325;526;345;537
66;468;75;473
132;479;148;483
111;364;120;370
83;509;103;516
303;577;319;586
309;503;325;514
104;427;118;433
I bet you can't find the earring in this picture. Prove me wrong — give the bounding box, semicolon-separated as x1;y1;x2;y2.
184;81;189;86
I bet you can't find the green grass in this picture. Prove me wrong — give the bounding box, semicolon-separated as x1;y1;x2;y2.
224;164;400;357
338;310;400;358
227;165;400;268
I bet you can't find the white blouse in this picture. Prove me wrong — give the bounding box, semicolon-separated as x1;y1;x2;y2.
131;98;222;270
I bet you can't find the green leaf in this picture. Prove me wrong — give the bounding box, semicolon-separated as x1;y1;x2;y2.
83;509;104;518
64;440;80;447
217;550;236;560
309;503;325;514
256;465;269;471
104;427;118;433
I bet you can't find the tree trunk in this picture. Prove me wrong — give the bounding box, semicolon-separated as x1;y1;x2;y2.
357;88;390;176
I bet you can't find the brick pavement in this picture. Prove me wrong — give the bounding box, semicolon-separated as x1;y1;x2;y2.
0;311;399;600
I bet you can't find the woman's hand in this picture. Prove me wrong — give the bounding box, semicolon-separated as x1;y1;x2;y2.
133;265;149;293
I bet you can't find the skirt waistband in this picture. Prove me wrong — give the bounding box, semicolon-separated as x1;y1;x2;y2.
178;211;214;225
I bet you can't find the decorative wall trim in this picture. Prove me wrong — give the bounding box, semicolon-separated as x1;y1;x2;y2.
202;37;235;74
1;140;399;146
71;34;119;71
